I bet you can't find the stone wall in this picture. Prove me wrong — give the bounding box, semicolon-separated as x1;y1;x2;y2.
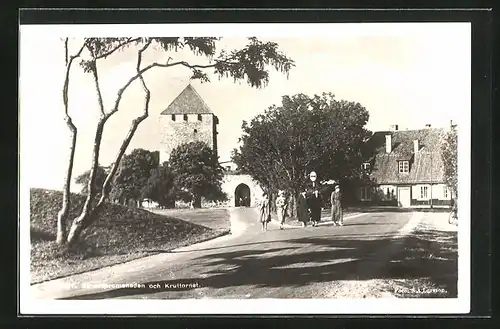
220;174;264;208
159;113;217;164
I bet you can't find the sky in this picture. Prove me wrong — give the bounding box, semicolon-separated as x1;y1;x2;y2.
19;23;471;191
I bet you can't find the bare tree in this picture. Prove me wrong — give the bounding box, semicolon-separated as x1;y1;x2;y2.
60;37;294;247
56;38;86;244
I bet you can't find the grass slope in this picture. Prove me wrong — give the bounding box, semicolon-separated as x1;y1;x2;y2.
150;208;231;232
30;188;229;284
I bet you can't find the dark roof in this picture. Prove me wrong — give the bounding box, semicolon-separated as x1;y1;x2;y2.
365;127;446;184
160;84;214;115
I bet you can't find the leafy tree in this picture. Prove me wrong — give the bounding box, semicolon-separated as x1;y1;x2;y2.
74;165;107;196
441;126;458;199
109;148;159;206
140;162;177;208
59;37;293;246
232;92;370;216
169;141;226;208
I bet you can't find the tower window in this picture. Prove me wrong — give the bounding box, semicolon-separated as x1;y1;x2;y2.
194;129;198;133
198;114;202;121
183;114;188;121
171;114;175;121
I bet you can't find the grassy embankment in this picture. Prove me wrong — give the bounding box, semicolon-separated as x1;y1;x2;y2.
29;188;230;284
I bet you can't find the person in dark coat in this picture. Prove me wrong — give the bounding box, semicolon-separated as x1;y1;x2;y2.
307;188;323;227
297;191;309;227
330;184;343;226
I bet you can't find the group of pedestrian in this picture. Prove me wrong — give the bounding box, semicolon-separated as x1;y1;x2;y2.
297;183;343;227
258;189;287;231
258;181;344;231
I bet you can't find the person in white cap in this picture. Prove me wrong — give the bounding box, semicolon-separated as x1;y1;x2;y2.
307;171;324;227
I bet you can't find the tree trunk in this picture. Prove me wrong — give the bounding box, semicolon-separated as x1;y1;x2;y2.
66;209;89;246
68;94;151;247
191;194;201;208
291;191;298;218
56;39;85;245
67;39;152;246
56;119;77;244
67;119;107;246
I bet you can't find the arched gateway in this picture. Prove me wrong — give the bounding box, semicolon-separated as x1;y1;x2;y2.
220;169;263;208
234;183;251;207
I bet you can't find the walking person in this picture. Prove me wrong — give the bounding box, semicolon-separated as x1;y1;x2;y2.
308;188;323;227
276;190;286;230
331;184;343;226
297;191;309;227
259;192;271;231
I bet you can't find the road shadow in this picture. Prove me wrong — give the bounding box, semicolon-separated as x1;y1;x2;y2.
346;206;451;214
331;223;399;227
63;229;458;300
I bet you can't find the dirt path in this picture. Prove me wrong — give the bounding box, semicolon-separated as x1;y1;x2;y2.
321;212;425;298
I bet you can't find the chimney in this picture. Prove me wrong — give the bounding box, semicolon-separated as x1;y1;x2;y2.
385;134;392;153
414;140;419;153
425;124;432;128
390;124;399;131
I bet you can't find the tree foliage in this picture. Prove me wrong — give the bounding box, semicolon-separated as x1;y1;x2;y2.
74;165;107;196
110;148;159;205
232;92;371;197
441;126;458;198
169;141;226;208
140;162;177;208
60;36;294;246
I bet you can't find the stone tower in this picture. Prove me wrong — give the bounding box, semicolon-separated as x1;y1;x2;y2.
159;84;219;164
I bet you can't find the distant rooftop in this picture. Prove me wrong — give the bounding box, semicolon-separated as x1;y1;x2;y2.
364;126;448;184
160;84;214;115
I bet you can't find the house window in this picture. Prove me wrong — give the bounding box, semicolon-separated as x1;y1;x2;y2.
443;186;449;199
360;187;372;201
420;186;429;199
225;166;231;171
362;162;370;170
398;161;409;173
183;114;188;121
198;114;202;121
171;114;176;121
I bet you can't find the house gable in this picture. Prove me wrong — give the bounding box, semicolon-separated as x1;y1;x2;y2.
365;127;446;185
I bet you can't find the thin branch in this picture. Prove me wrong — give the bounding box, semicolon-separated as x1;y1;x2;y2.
95;37;143;59
64;38;69;66
99;39;153;202
107;56;191;117
89;60;106;116
136;40;152;119
63;41;87;116
108;55;240;115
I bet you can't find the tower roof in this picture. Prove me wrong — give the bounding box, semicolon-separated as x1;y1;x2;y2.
161;84;214;115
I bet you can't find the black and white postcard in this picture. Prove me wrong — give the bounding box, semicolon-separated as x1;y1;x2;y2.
19;21;471;315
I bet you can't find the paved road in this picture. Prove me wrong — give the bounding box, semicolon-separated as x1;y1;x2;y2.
32;207;421;300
